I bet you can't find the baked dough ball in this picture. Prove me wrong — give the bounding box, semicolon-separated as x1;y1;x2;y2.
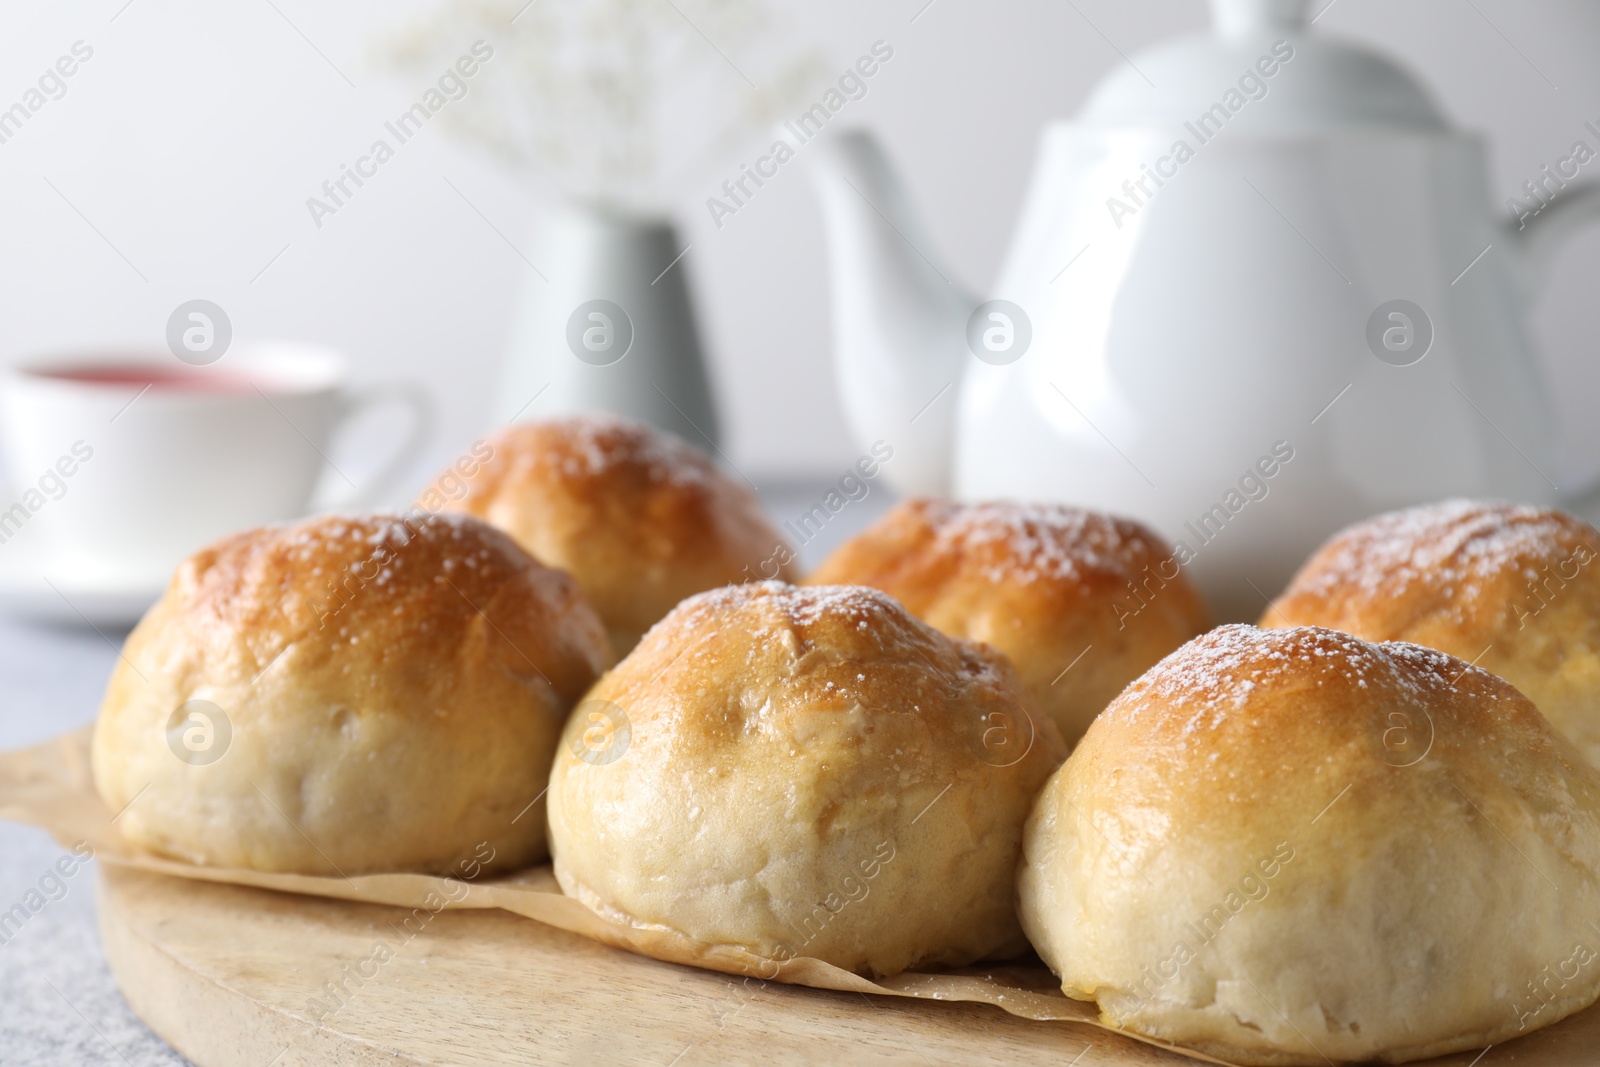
93;512;613;876
807;499;1211;745
1021;624;1600;1066
1264;500;1600;767
423;414;798;656
548;581;1066;977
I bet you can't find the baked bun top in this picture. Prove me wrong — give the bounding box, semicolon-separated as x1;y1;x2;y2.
92;511;613;875
548;581;1065;977
426;414;797;655
159;510;609;704
807;498;1211;744
1264;499;1600;765
1020;623;1600;1065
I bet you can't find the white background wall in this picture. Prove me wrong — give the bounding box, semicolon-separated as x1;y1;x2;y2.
1;0;1598;490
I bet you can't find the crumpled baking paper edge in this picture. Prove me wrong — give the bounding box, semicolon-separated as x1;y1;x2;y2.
2;729;1587;1067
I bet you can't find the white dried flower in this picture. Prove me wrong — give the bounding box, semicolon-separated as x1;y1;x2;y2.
377;0;829;212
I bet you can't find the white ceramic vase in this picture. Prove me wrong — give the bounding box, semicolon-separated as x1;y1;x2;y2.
495;206;722;449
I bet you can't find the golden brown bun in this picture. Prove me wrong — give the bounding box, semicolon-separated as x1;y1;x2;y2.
1264;500;1600;766
92;512;613;876
1020;624;1600;1066
548;581;1066;978
807;499;1212;745
424;414;798;656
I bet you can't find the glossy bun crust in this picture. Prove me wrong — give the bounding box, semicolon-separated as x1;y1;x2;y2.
808;499;1211;745
1021;624;1600;1066
548;582;1066;978
93;512;613;876
1264;500;1600;766
427;415;798;656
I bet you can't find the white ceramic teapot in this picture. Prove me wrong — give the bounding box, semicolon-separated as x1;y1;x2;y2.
810;0;1600;619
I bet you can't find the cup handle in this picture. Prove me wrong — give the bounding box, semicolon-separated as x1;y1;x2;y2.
319;383;436;512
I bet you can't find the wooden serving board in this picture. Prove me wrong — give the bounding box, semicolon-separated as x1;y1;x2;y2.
97;864;1200;1066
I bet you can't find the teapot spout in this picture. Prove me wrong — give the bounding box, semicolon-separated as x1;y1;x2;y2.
808;128;975;496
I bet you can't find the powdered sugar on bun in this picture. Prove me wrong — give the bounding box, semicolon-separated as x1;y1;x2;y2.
809;499;1211;745
1265;500;1600;767
427;414;798;656
1272;499;1598;623
1114;623;1506;738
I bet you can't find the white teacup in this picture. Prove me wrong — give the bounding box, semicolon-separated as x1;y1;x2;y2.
0;342;432;582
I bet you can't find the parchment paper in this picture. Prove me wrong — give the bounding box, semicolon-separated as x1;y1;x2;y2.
3;729;1594;1067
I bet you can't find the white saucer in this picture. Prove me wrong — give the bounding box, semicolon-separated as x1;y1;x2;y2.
0;539;166;629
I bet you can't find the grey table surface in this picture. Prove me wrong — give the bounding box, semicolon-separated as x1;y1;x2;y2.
0;481;893;1067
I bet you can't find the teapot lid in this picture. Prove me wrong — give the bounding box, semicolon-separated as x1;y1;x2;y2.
1077;0;1448;132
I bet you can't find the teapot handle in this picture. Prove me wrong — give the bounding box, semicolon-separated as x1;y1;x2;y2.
1507;180;1600;295
1506;180;1600;518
